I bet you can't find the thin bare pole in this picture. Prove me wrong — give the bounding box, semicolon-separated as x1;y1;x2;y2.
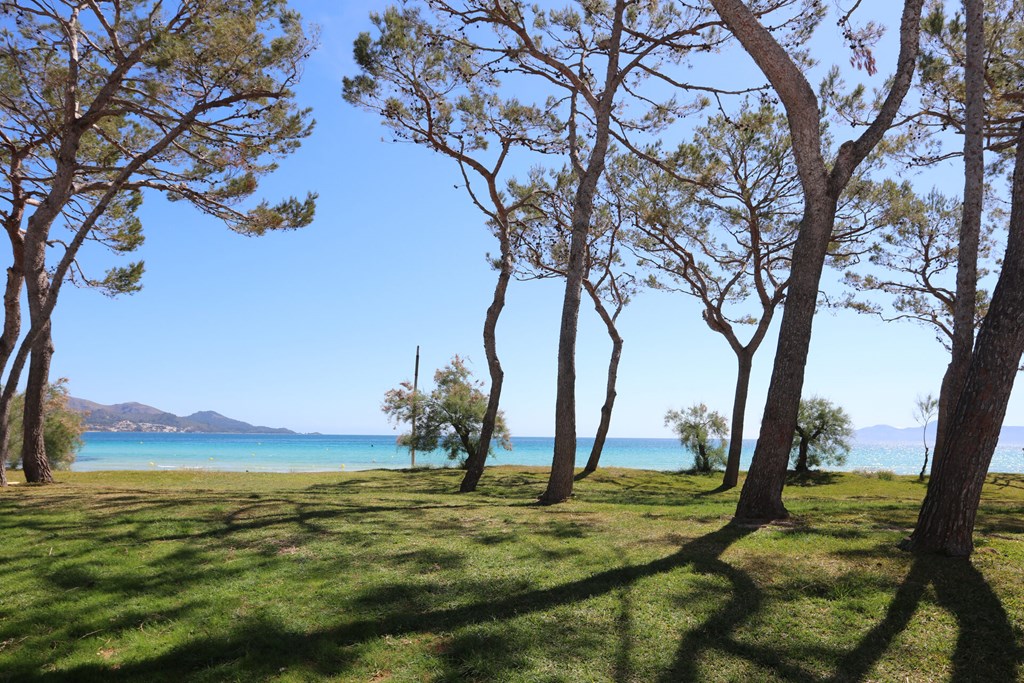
411;345;420;468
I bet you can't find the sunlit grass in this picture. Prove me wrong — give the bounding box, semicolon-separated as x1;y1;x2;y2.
1;467;1021;681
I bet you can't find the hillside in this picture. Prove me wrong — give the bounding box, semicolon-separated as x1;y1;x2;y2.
68;397;295;434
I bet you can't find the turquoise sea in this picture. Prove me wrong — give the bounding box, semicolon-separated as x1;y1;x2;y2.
73;432;1024;475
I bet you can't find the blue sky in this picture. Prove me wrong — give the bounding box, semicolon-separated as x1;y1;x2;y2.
46;1;1024;437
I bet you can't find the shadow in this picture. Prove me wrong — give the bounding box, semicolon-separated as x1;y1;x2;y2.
987;473;1024;491
786;470;842;487
829;555;1022;682
656;529;819;683
36;523;759;682
613;587;635;682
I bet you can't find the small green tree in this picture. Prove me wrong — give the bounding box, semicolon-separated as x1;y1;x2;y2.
383;356;511;467
5;378;83;471
913;393;939;481
791;397;854;473
664;404;729;473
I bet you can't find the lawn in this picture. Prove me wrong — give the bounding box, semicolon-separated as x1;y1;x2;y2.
0;467;1022;682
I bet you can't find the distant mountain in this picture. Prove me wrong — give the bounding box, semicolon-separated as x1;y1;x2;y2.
68;397;295;434
856;423;1024;446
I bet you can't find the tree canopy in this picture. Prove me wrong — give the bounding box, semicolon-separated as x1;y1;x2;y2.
665;403;729;473
790;397;855;473
383;356;512;466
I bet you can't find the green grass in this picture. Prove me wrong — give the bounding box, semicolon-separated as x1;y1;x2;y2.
1;467;1022;682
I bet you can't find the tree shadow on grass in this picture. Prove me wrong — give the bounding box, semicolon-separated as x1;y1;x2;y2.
987;473;1024;492
36;523;759;682
786;471;842;487
827;555;1022;683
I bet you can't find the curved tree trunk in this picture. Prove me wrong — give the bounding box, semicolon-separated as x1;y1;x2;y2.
540;0;625;505
918;447;930;482
722;352;753;489
0;266;24;487
932;0;985;471
582;283;624;475
21;325;54;484
17;218;55;484
905;124;1024;557
710;0;925;523
582;332;622;474
734;196;836;521
460;257;511;492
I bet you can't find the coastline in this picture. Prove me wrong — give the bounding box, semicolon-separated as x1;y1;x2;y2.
70;432;1024;476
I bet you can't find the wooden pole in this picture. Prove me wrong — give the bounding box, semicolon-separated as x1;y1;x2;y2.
411;345;420;468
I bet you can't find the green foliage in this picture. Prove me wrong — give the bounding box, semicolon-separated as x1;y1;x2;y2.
5;378;84;471
0;0;318;292
840;186;997;347
664;403;728;473
911;0;1024;169
382;356;511;465
791;397;854;471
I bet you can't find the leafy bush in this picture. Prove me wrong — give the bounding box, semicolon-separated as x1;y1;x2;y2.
664;403;728;473
5;378;84;471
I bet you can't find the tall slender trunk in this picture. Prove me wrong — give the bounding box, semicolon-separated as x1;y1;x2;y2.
794;437;809;473
933;0;985;470
544;218;590;502
21;325;54;484
735;196;837;520
582;281;624;474
711;0;924;522
918;446;930;482
905;126;1024;556
0;266;24;487
0;159;27;486
583;323;622;474
17;219;54;484
540;0;625;504
722;351;753;489
460;255;511;493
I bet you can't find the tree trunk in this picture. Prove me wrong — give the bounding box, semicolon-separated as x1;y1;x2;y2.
905;124;1024;557
18;217;54;484
734;196;837;521
21;325;54;484
582;332;621;474
722;352;753;489
543;227;588;502
795;437;809;473
583;284;624;475
460;256;511;492
710;0;925;523
918;447;929;482
540;1;625;504
933;0;985;470
0;266;24;487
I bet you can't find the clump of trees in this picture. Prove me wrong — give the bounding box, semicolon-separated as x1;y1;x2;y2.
665;404;729;473
383;356;511;467
790;397;854;474
0;0;317;487
4;379;83;472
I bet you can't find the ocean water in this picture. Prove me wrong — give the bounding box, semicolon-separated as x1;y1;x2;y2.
72;432;1024;475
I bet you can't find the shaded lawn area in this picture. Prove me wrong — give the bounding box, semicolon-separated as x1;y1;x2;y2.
0;467;1022;682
